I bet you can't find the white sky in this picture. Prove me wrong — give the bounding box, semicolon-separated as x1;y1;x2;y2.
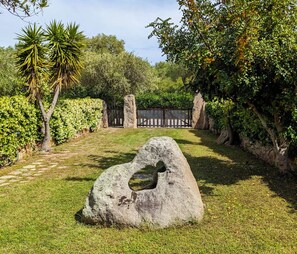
0;0;182;64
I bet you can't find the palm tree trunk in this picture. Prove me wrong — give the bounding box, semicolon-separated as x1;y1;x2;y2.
37;86;60;152
41;118;51;152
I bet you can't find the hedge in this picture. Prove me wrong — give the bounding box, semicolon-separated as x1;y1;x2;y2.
0;96;39;166
51;98;103;144
0;96;103;166
136;92;193;109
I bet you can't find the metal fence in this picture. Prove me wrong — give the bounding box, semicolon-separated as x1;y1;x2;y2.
108;108;192;128
137;108;192;128
107;109;124;127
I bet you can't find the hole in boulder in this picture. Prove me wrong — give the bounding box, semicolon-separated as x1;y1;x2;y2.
128;161;167;191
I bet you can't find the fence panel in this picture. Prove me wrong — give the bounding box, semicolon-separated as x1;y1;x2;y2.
137;108;192;128
108;109;124;127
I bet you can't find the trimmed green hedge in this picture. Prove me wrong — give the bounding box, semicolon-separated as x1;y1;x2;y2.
136;92;193;109
51;98;103;144
0;96;39;166
0;96;103;166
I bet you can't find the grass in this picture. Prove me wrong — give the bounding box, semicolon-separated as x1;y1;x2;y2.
0;128;296;254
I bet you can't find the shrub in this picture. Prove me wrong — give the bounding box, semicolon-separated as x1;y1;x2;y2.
0;96;103;166
206;98;297;159
0;96;38;166
136;91;193;109
51;98;103;144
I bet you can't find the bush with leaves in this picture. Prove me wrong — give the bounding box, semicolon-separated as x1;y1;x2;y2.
0;47;24;96
0;96;39;166
0;96;103;167
51;98;103;144
149;0;297;172
136;91;193;109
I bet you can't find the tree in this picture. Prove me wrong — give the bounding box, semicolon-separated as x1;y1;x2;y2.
63;35;156;106
86;34;125;55
0;0;48;17
149;0;297;173
154;61;193;92
0;47;24;96
16;21;85;151
74;51;155;106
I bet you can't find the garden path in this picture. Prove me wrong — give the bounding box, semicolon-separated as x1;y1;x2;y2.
0;150;77;188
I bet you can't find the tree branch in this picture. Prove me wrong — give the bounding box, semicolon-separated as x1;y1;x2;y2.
247;101;279;150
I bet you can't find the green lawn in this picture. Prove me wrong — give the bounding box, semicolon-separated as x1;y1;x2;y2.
0;128;296;254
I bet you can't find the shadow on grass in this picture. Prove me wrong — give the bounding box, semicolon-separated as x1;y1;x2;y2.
73;129;297;213
65;177;96;182
79;152;136;170
75;208;83;223
186;130;297;211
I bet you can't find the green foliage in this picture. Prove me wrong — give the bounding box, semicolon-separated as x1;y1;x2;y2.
136;91;193;109
0;0;48;17
16;21;86;151
206;98;279;145
285;108;297;158
0;96;38;166
153;61;190;92
149;0;297;170
46;21;85;87
0;47;24;96
206;99;225;131
0;96;103;166
86;34;125;55
65;51;156;105
51;98;103;144
16;23;48;98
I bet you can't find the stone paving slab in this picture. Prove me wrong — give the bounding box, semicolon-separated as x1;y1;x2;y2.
9;179;20;183
0;150;78;188
58;166;69;169
11;170;23;175
0;175;16;180
23;173;33;177
23;165;36;169
38;168;50;171
0;183;10;187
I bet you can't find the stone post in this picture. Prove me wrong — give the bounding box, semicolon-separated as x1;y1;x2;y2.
124;94;137;128
192;92;209;129
102;101;108;128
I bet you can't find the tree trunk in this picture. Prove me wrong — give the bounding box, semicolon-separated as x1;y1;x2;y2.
37;86;60;152
274;142;291;174
41;117;51;152
247;101;292;173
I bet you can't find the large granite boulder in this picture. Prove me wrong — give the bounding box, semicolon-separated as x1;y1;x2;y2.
81;137;204;228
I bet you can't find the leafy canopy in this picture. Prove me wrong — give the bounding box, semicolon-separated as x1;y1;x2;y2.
149;0;297;171
0;0;48;17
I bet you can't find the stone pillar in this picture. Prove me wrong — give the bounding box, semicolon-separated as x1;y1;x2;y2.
102;101;108;128
124;94;137;128
192;92;209;129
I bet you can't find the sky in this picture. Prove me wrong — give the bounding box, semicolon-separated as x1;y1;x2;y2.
0;0;182;65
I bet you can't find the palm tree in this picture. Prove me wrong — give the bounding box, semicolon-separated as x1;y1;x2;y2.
16;21;85;151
